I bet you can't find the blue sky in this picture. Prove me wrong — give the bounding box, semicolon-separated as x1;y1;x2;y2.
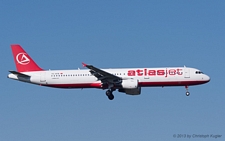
1;0;224;140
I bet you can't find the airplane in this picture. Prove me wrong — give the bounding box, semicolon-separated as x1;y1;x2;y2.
8;44;210;100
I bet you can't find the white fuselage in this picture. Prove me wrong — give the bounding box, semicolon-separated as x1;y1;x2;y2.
8;67;210;89
8;44;210;99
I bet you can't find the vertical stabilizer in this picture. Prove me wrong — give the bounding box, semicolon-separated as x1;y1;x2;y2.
11;44;43;72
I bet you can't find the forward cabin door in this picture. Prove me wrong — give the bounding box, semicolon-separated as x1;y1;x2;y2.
184;67;190;78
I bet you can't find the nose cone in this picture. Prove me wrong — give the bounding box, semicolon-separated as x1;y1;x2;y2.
204;74;210;83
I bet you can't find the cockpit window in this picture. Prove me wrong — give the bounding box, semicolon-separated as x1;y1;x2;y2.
195;71;204;74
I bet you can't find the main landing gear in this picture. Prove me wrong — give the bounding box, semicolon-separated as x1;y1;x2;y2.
185;86;190;96
106;89;114;100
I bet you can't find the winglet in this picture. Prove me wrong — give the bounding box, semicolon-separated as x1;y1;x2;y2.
82;62;87;67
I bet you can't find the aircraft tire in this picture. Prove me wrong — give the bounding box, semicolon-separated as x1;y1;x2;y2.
186;92;190;96
106;90;111;96
106;90;114;100
108;94;114;100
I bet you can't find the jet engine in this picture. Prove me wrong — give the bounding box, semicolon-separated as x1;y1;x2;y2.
118;79;141;95
121;79;138;89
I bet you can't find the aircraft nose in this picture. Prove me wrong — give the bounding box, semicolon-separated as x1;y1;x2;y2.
204;74;210;82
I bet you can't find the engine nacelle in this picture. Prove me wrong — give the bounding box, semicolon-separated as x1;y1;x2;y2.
118;87;141;95
118;79;141;95
121;79;138;89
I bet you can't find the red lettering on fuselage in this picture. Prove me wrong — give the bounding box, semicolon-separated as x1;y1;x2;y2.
127;68;183;77
157;70;165;75
169;69;176;75
128;70;136;76
177;69;182;75
136;69;143;76
148;70;156;76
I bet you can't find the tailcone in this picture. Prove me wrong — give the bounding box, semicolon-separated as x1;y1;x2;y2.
8;73;18;80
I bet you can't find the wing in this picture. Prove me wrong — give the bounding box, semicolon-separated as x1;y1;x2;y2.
82;63;121;84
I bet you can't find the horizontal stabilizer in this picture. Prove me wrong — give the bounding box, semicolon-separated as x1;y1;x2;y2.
9;70;30;77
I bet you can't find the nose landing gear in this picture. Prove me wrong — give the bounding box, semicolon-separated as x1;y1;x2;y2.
185;86;190;96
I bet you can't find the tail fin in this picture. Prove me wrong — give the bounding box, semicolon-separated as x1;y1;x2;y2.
11;44;43;72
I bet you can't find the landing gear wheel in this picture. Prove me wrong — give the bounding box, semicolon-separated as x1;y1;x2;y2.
106;90;114;100
108;94;114;100
106;90;111;96
186;92;190;96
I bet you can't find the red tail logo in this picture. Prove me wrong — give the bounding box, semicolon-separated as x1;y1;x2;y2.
16;53;30;65
11;44;43;72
